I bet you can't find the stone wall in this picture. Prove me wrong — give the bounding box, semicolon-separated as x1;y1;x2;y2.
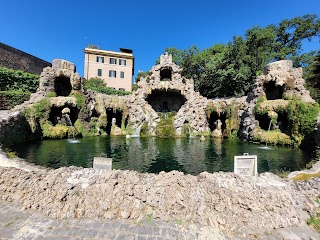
0;42;51;74
0;165;318;238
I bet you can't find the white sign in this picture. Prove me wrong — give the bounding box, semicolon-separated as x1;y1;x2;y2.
234;153;257;177
93;157;112;170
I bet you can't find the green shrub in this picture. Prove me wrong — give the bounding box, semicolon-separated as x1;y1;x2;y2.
41;121;70;139
83;77;131;96
287;99;320;137
0;66;39;92
0;90;31;109
70;92;86;112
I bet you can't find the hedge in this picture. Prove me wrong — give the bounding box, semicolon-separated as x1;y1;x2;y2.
0;90;31;110
0;66;39;92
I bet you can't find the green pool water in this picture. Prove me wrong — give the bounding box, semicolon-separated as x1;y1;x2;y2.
10;136;312;175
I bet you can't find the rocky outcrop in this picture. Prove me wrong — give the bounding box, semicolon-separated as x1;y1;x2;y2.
247;60;314;103
38;59;82;95
0;165;318;237
239;60;316;141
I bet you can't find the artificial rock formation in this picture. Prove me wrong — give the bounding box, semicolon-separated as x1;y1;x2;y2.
0;56;318;145
128;52;210;135
239;60;316;142
39;59;82;95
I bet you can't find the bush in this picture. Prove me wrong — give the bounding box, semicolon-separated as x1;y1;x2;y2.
83;77;131;96
0;90;31;109
0;66;39;92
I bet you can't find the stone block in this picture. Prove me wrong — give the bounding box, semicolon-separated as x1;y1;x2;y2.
93;157;112;170
52;59;75;72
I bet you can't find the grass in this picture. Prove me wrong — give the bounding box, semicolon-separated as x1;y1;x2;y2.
307;216;320;232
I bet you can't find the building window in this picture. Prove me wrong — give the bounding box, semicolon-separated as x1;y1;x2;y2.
96;56;104;63
109;70;116;78
119;88;125;91
120;71;124;78
97;69;102;76
119;59;126;66
110;58;117;64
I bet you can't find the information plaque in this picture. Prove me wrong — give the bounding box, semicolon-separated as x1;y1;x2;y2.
234;153;257;177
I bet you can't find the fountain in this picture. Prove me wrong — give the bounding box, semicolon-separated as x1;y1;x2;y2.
126;124;143;138
258;119;272;150
62;108;80;143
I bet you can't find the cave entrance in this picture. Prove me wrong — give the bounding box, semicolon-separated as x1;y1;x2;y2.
145;89;187;113
255;112;288;132
105;108;123;134
49;106;79;126
264;81;284;100
160;67;172;81
276;112;288;132
54;76;72;96
255;113;271;130
208;111;227;133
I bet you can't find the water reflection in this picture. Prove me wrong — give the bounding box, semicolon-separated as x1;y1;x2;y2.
9;136;312;175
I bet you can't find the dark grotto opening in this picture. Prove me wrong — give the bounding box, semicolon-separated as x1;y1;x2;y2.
255;113;271;130
49;107;79;126
54;76;72;96
145;89;187;113
207;111;227;132
160;67;172;81
264;81;284;100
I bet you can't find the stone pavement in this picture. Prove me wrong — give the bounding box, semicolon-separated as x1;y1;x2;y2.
0;200;200;240
1;199;320;240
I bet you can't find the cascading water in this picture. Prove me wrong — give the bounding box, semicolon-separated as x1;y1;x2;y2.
188;126;195;138
64;114;80;143
258;119;272;150
126;124;143;138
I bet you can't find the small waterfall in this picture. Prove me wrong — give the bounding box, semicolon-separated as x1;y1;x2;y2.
64;114;73;127
64;114;80;143
126;124;143;138
268;119;272;131
188;126;195;138
258;119;272;150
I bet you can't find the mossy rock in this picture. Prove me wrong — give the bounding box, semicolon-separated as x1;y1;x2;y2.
41;121;72;139
291;171;320;181
251;128;292;145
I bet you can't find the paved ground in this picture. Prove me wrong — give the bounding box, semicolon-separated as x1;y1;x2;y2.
0;200;201;240
1;199;320;240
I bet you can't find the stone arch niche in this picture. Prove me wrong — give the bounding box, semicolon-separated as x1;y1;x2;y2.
54;76;72;96
208;111;227;134
49;106;79;126
105;108;123;134
263;81;284;100
145;89;187;113
160;67;172;81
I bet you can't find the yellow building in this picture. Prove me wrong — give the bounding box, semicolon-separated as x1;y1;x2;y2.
84;46;134;91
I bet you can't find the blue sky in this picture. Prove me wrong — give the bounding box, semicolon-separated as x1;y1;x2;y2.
1;0;319;79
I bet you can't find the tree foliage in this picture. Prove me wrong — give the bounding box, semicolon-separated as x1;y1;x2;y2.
157;15;320;99
83;77;131;96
